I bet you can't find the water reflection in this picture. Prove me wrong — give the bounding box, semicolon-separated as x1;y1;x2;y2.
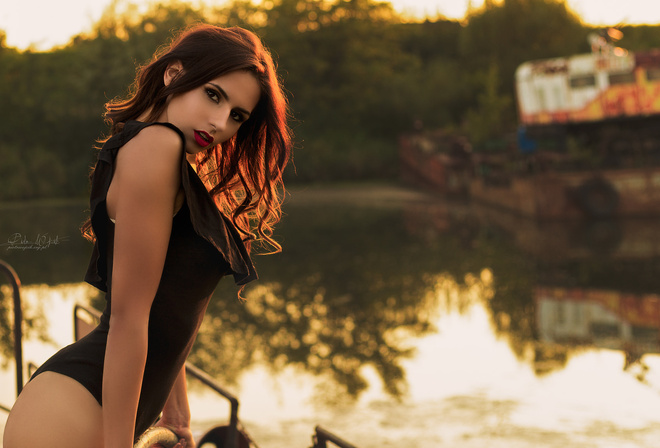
401;199;660;386
0;198;94;378
0;284;52;370
3;187;660;446
536;286;660;379
192;268;493;403
0;200;90;285
192;189;446;399
0;282;98;414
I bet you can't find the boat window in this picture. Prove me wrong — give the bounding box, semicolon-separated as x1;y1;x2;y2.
569;74;596;88
632;325;658;341
590;322;620;338
646;67;660;81
608;72;636;85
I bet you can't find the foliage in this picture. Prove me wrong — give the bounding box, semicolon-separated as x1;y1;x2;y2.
463;63;513;148
0;0;655;199
191;200;451;398
460;0;589;94
617;25;660;51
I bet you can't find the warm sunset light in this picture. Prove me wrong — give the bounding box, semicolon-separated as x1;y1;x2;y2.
2;0;660;51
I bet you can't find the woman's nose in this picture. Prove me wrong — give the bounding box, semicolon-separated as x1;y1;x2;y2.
211;106;231;133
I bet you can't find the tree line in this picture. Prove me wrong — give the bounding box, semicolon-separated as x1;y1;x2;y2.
1;0;660;200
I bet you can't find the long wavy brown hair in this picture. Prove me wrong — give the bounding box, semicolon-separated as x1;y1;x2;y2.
82;24;292;254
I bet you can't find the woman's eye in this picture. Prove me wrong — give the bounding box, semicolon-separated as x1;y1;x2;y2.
205;88;219;103
231;111;246;123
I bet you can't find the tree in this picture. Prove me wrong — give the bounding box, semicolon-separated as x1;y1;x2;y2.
459;0;589;141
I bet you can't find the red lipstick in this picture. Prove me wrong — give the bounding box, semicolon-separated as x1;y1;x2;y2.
194;130;213;147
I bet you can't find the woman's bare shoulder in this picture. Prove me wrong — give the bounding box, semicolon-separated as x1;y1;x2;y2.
114;125;183;188
106;124;184;223
123;124;183;159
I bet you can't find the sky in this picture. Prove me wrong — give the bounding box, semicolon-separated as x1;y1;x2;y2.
1;0;660;51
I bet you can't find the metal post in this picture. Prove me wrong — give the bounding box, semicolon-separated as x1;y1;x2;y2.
313;426;358;448
185;362;240;448
0;259;23;397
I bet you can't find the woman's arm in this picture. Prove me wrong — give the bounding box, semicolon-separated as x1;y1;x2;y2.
155;365;195;447
102;126;183;448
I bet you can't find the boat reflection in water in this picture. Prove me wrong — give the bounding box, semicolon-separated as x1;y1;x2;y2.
3;189;660;447
536;286;660;379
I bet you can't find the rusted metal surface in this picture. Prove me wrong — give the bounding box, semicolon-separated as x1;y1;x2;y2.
470;167;660;219
528;58;568;75
399;134;472;195
635;49;660;68
516;50;660;126
470;201;660;261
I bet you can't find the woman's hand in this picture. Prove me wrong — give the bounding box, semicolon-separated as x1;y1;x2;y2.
155;365;194;447
153;420;195;448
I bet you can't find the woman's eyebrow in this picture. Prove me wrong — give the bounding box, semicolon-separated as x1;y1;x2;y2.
208;82;252;117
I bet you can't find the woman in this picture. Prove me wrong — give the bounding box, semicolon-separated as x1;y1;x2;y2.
3;24;291;448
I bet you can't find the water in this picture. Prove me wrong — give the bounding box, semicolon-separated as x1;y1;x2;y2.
2;184;660;447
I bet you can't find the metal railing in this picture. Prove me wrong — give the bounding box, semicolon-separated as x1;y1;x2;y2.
0;259;23;400
310;425;358;448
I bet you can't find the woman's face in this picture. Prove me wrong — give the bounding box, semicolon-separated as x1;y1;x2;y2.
159;66;261;154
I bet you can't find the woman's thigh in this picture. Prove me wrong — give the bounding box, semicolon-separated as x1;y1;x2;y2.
3;372;103;448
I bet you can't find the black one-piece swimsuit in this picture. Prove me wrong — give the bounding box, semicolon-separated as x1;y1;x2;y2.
30;120;257;440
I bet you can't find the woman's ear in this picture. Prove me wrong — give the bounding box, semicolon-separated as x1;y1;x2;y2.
164;61;184;86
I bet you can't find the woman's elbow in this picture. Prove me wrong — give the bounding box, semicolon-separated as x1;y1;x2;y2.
108;308;150;340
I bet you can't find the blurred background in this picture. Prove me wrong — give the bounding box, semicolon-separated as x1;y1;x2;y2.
3;1;660;447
